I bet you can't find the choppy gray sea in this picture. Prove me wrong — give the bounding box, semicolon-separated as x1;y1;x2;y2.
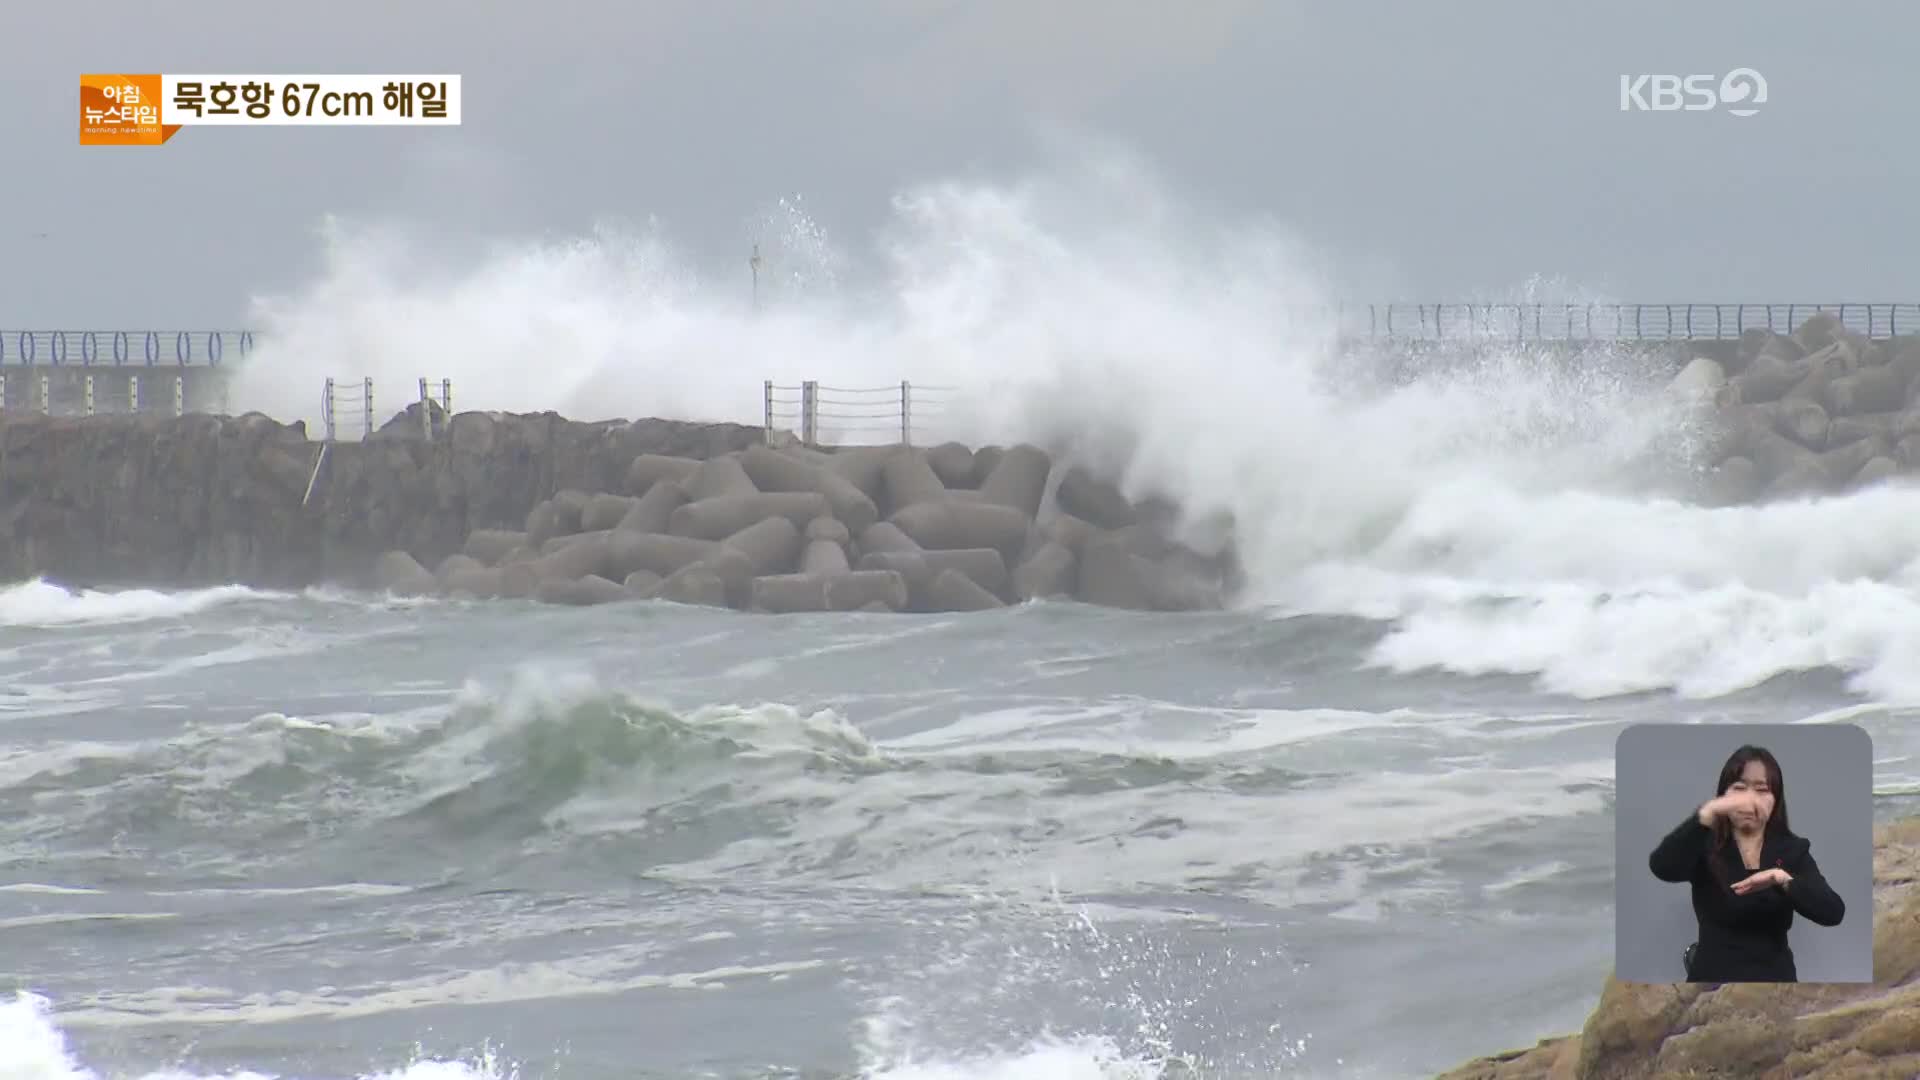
4;581;1918;1080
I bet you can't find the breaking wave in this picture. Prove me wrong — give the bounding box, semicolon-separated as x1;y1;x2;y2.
214;150;1920;704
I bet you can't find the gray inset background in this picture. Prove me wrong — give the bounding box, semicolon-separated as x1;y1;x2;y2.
1615;722;1873;984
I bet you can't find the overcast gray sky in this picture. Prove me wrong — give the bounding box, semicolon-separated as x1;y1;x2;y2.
5;0;1919;329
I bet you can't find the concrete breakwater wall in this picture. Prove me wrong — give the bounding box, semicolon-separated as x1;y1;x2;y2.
0;409;766;588
371;434;1242;613
0;405;1240;612
4;306;1914;609
1688;311;1920;501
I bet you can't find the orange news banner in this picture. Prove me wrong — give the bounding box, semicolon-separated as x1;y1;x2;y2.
80;74;180;145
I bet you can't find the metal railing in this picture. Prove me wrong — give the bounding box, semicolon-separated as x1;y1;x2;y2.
320;377;453;442
0;369;197;416
763;380;955;446
322;377;373;441
416;378;451;440
0;330;253;366
1327;303;1920;342
5;308;1917;367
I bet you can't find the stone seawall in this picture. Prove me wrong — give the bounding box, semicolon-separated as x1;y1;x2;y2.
0;407;765;589
0;404;1242;612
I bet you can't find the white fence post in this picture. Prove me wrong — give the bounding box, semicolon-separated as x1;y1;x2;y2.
128;374;140;413
39;374;51;415
172;375;184;417
763;380;774;444
800;381;818;447
83;374;95;416
900;380;911;446
418;377;431;440
361;378;373;440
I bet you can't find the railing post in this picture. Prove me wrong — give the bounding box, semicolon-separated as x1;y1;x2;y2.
800;380;817;447
0;373;7;410
129;374;140;413
323;378;336;442
362;377;373;441
39;374;50;415
419;377;431;441
84;374;95;416
900;380;911;446
440;378;451;414
173;375;184;417
763;379;774;444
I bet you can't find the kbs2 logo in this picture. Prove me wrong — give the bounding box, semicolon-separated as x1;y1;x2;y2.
1619;69;1767;117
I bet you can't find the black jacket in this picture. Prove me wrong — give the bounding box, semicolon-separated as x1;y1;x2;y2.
1648;814;1846;982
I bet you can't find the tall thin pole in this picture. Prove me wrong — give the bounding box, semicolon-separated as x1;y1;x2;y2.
749;243;762;312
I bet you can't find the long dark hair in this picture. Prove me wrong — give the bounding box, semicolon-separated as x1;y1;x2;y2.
1709;744;1790;876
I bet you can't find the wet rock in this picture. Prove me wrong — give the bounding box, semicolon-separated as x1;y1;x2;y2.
1012;541;1077;600
924;567;1004;612
462;529;526;566
625;453;701;496
1433;815;1920;1080
373;550;435;596
579;492;637;533
535;573;631;606
881;448;949;512
617;480;687;535
668;492;832;541
923;441;976;488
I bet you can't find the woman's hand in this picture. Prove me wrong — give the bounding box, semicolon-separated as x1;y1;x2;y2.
1698;791;1761;827
1731;867;1793;895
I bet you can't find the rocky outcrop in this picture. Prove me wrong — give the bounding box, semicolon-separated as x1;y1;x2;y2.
1685;314;1920;502
0;406;765;587
1436;815;1920;1079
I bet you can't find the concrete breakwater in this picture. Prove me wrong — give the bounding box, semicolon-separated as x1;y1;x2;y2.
0;405;1240;612
371;433;1242;613
1689;311;1920;501
4;306;1917;608
0;408;766;588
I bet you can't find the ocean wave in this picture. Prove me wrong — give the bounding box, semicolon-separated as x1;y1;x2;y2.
0;579;283;628
0;579;442;631
7;987;1247;1080
858;1034;1166;1080
1274;479;1920;703
0;990;519;1080
1;665;1604;908
215;151;1920;709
